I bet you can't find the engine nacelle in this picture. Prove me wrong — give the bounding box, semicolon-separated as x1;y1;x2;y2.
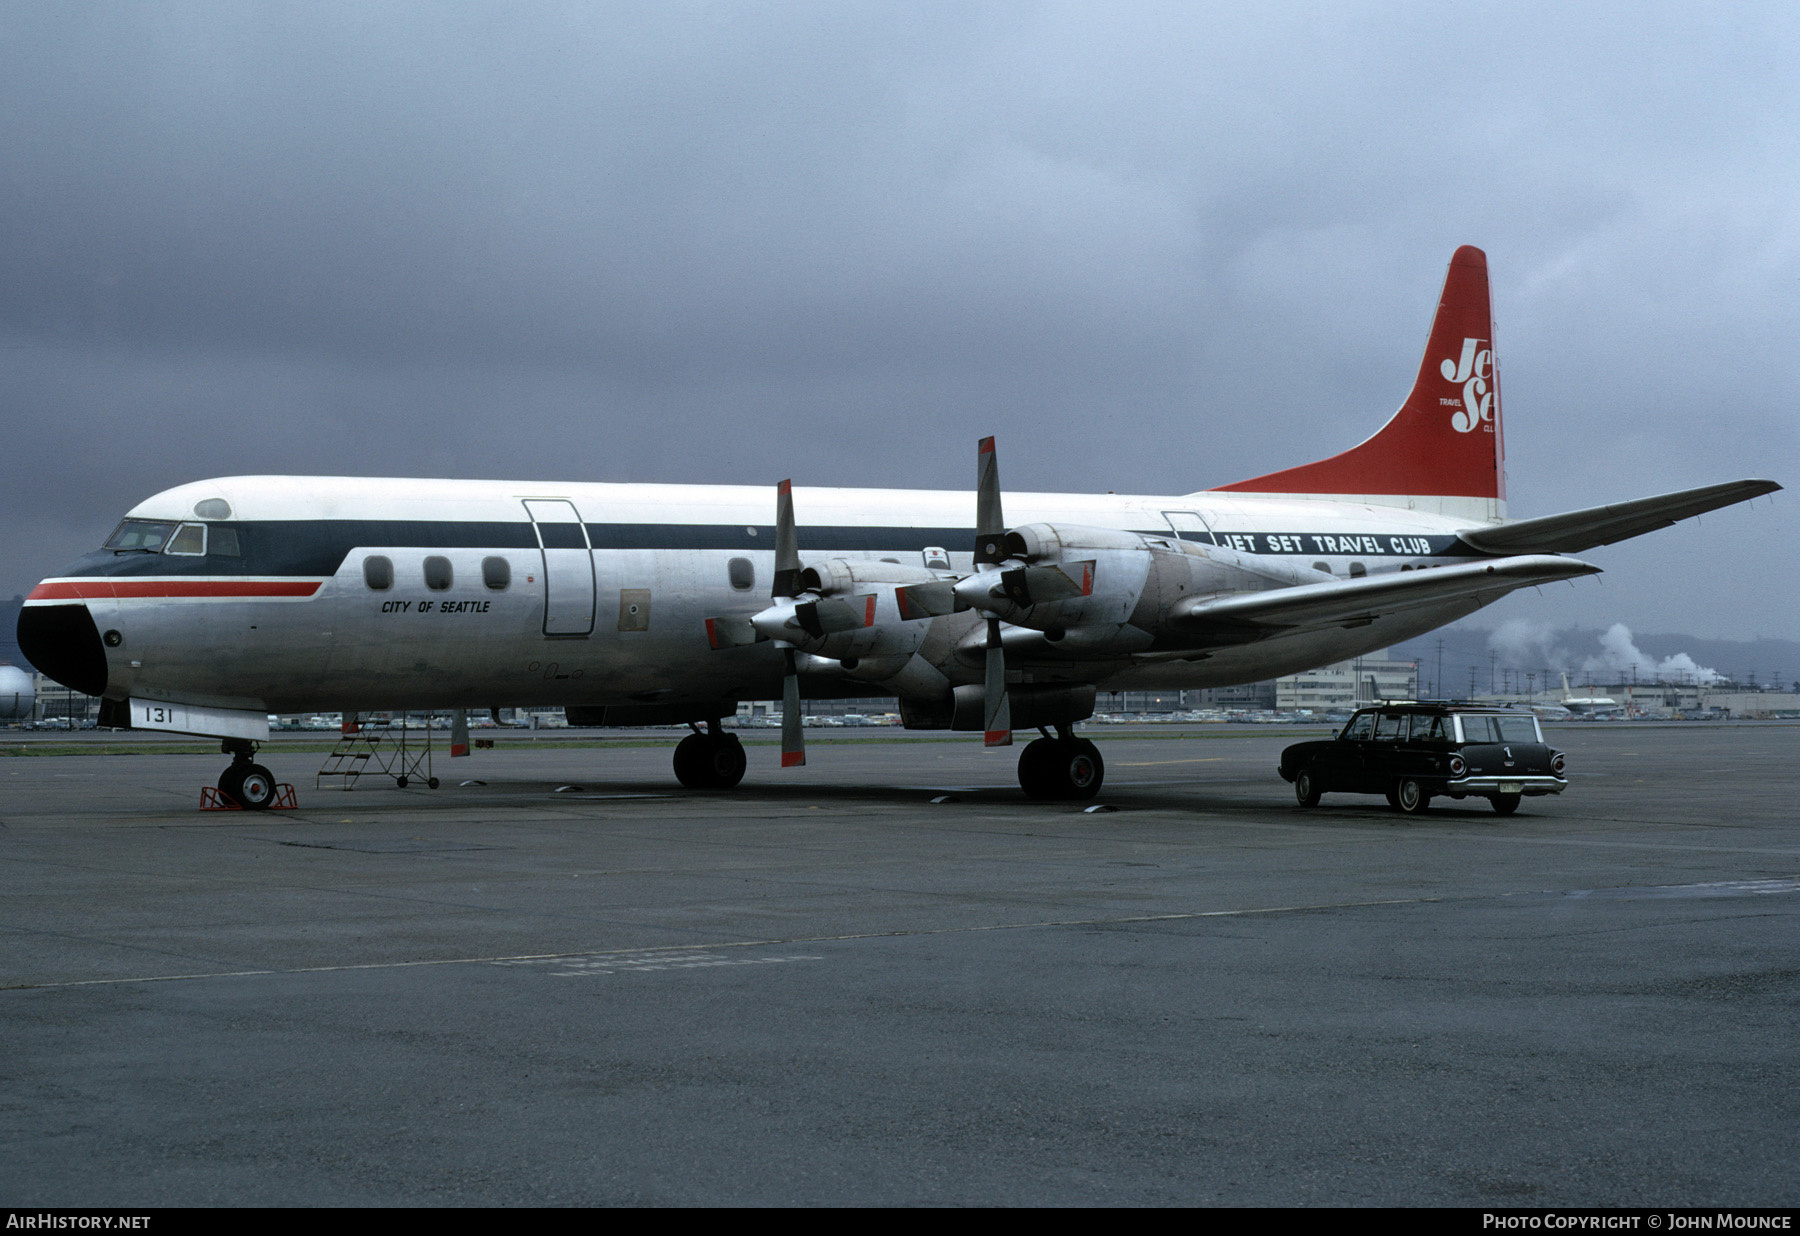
801;557;945;595
949;522;1334;647
750;557;950;660
899;682;1097;731
952;522;1152;632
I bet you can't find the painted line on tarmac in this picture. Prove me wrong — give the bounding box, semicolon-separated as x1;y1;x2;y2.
7;875;1796;992
0;894;1458;991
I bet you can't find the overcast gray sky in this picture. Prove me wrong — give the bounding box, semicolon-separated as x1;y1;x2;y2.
3;1;1795;639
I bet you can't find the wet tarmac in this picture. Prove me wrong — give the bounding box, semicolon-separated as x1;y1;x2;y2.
2;723;1796;1205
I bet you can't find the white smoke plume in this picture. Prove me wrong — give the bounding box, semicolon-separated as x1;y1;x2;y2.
1582;624;1721;685
1485;620;1723;686
1487;618;1564;669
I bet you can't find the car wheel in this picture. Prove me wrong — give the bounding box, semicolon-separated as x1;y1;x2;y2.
1395;777;1431;814
1491;793;1521;815
1294;769;1321;807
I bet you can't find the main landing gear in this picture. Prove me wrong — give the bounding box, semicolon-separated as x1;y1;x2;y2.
1017;726;1105;801
672;720;747;790
218;739;278;810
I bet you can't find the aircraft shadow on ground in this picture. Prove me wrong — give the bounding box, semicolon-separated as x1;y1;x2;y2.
273;774;1535;828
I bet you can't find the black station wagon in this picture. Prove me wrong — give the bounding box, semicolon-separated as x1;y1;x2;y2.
1277;703;1567;814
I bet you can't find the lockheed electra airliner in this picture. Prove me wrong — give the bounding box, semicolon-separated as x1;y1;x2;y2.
17;247;1781;807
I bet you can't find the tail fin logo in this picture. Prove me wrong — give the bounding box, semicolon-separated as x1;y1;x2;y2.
1440;337;1494;433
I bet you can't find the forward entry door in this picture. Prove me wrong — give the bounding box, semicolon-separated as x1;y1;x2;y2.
1161;510;1216;545
522;499;596;637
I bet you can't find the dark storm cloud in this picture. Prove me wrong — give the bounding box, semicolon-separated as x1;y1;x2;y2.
2;1;1795;636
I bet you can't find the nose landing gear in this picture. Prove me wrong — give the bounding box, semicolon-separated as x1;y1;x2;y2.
218;739;279;810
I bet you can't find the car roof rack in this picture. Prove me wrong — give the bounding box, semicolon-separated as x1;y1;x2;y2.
1362;699;1528;710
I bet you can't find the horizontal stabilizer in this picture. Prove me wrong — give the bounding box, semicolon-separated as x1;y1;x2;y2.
1172;555;1600;638
1457;480;1780;555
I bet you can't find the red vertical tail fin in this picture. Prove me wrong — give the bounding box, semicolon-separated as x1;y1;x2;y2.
1216;245;1506;516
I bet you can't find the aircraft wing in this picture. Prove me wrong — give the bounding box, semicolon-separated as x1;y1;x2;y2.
1168;554;1600;644
1457;480;1780;555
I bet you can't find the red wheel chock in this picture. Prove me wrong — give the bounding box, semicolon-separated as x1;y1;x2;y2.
200;784;299;811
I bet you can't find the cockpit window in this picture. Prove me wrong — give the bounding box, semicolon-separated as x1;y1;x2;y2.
105;520;178;552
165;523;207;556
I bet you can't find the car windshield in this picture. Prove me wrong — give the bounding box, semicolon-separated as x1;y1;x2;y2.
104;520;178;552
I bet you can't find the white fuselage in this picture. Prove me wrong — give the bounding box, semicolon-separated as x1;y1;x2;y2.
31;475;1498;718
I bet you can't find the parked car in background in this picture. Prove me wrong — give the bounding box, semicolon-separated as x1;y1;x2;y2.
1278;703;1567;815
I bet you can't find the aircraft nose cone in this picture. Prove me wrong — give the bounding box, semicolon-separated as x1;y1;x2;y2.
16;602;109;697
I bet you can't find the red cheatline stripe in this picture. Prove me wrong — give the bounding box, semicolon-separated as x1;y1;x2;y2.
28;579;323;601
781;751;805;768
985;729;1012;746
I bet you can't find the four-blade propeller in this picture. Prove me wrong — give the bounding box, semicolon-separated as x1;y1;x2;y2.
709;437;1082;766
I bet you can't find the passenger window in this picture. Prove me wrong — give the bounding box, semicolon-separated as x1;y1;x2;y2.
1348;562;1367;578
424;556;453;591
728;557;755;590
482;557;511;590
165;523;206;556
1375;713;1403;741
363;556;393;591
1341;714;1374;741
1312;561;1331;574
1420;716;1450;743
209;527;241;557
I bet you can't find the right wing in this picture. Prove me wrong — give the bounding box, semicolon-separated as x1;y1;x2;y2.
1168;554;1600;645
1456;480;1779;555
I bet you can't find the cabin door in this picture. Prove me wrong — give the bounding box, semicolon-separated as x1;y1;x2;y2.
1161;510;1216;545
522;499;597;637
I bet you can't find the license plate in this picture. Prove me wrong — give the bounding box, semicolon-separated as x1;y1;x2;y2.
1499;781;1523;794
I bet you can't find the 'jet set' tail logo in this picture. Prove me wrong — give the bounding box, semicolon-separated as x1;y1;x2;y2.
1439;337;1494;433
